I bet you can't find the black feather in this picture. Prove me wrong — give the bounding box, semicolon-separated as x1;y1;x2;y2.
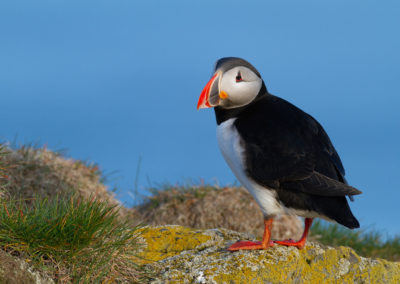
282;172;362;197
215;90;361;228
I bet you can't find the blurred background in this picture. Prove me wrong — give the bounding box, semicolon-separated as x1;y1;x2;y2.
0;1;399;236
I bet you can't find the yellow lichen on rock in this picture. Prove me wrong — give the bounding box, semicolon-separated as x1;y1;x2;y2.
139;225;400;283
138;225;212;263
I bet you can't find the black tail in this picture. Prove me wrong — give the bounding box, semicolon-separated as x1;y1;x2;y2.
312;195;360;229
276;189;360;229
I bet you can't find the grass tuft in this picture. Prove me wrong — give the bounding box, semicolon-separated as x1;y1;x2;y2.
0;145;9;184
146;183;220;208
311;220;400;261
0;195;152;283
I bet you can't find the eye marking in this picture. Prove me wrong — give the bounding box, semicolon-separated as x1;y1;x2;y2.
235;71;243;82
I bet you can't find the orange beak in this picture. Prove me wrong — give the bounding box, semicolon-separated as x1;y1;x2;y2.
197;73;218;110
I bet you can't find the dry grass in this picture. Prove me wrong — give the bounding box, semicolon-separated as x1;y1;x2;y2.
0;145;9;199
0;145;123;211
132;185;303;240
0;144;151;283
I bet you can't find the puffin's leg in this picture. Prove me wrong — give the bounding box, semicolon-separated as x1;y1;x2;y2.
274;218;313;249
227;219;274;251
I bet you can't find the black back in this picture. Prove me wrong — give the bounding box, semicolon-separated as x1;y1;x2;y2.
215;91;360;228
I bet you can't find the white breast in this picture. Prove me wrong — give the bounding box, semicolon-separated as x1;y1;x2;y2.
216;118;283;218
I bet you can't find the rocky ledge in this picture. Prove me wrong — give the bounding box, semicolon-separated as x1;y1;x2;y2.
138;225;400;283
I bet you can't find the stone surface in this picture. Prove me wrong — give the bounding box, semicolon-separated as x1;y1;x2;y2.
0;250;54;284
138;225;400;283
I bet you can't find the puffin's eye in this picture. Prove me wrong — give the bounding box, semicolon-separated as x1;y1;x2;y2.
235;71;243;82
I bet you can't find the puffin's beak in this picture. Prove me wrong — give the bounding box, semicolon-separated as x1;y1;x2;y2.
197;73;221;109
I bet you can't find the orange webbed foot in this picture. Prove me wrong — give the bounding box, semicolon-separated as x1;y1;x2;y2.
227;240;274;251
273;218;313;249
227;219;274;251
273;239;306;249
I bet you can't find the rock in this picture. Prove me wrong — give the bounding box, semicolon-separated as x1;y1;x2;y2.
138;225;400;283
133;186;303;240
0;250;54;284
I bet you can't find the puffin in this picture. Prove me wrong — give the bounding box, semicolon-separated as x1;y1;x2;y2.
197;57;362;251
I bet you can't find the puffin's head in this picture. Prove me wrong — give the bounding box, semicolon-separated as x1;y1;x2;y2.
197;57;263;110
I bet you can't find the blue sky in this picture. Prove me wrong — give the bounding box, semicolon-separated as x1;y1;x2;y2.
1;1;399;236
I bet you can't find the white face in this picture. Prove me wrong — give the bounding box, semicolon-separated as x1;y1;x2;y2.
218;66;262;109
